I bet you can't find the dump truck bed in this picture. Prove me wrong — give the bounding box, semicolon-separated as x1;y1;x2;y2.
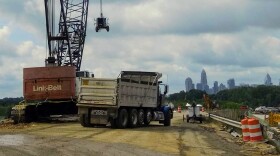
78;78;158;108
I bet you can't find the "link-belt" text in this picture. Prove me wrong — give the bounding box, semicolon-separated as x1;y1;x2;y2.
33;85;62;92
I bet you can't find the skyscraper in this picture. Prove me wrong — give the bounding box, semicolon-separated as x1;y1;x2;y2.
264;73;272;86
213;81;218;94
219;83;226;91
227;78;235;89
200;69;208;92
185;77;194;92
201;69;207;86
196;83;202;91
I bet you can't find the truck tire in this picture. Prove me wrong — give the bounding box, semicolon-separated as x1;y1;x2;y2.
110;118;117;129
128;109;138;128
144;109;152;126
117;108;128;129
164;110;171;126
80;114;91;127
138;109;144;126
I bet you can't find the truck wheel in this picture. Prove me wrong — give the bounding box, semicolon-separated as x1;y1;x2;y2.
128;109;138;128
138;109;145;126
164;110;171;126
117;108;128;129
144;109;152;126
200;118;203;123
80;114;91;127
110;118;117;129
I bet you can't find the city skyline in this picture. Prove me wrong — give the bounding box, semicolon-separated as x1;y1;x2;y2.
185;69;276;94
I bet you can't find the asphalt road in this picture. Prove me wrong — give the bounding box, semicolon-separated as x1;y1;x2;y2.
0;111;251;156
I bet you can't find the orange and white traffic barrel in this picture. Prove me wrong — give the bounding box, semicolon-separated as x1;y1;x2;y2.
248;118;263;142
178;106;181;113
241;118;250;142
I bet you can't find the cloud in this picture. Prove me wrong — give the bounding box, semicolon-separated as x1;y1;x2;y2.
0;26;17;58
0;39;45;97
1;0;280;97
88;0;280;36
0;26;10;38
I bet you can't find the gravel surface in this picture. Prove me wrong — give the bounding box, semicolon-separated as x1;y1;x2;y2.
0;111;275;156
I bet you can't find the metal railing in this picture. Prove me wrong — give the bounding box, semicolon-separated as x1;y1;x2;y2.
209;113;241;129
209;111;280;151
209;109;247;121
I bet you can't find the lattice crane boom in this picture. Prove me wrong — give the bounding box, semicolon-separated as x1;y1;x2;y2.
44;0;89;71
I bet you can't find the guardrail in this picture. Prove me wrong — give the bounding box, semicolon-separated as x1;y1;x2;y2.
209;112;280;152
208;109;246;122
209;113;241;129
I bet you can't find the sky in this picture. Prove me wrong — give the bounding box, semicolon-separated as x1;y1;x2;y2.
1;0;280;98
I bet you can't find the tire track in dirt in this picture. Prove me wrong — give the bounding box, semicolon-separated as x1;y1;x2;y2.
177;127;186;156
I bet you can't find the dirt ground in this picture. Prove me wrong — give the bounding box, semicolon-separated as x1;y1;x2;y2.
0;111;277;156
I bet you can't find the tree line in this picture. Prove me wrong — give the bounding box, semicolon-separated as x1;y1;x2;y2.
166;85;280;109
1;85;280;115
0;97;23;106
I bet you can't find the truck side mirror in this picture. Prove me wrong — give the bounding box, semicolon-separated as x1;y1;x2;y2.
164;85;169;94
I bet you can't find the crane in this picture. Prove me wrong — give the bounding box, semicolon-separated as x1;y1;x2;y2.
11;0;90;123
45;0;89;71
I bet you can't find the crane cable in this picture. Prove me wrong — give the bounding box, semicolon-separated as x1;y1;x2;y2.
52;0;55;56
45;0;55;59
100;0;103;17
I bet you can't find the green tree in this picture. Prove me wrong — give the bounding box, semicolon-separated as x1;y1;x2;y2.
167;85;280;109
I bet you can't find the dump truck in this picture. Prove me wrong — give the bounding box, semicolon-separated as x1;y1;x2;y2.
77;71;172;128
